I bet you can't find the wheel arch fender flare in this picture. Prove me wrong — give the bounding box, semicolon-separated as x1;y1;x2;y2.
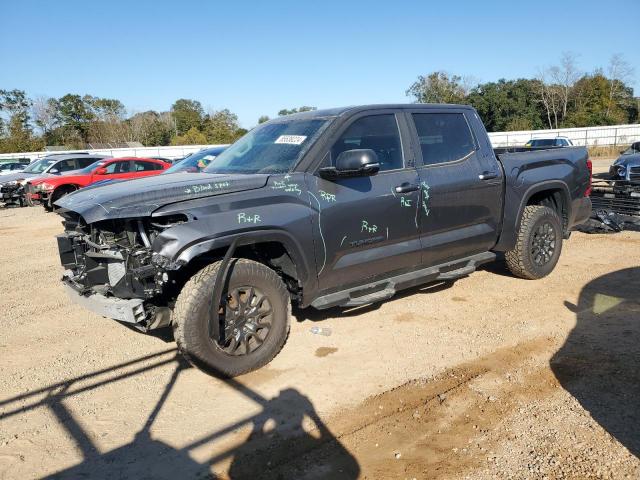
173;228;313;288
494;180;572;252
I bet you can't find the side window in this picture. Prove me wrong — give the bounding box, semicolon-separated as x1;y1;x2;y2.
331;114;404;171
56;159;76;172
135;161;157;171
77;158;97;168
412;113;476;166
103;161;130;174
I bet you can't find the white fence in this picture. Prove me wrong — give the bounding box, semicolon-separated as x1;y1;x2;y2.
1;123;640;161
487;123;640;148
0;144;229;161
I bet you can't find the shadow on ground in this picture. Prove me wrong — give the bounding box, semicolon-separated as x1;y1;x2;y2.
0;349;359;479
552;267;640;458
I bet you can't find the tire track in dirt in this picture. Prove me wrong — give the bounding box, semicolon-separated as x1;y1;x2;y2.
229;337;560;479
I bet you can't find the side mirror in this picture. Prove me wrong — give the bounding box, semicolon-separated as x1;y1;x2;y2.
319;149;380;180
95;167;107;175
50;168;59;174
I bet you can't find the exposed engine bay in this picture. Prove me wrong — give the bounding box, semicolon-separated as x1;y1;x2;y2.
57;212;189;329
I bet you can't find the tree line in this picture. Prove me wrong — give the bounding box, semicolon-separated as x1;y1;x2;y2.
406;53;639;132
0;90;322;154
0;53;637;153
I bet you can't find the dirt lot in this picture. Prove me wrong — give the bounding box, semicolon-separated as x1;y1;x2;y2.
1;162;638;479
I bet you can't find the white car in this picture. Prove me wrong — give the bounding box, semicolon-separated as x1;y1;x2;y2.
0;161;29;175
525;136;574;147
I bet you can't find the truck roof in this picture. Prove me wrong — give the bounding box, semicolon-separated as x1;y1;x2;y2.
277;103;476;121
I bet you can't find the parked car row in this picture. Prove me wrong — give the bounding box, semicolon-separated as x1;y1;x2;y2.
0;147;227;210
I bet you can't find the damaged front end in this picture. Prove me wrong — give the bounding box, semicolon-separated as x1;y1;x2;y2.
57;211;187;330
0;181;25;206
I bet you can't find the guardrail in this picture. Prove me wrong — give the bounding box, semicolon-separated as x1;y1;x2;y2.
487;123;640;148
1;122;639;161
0;144;229;161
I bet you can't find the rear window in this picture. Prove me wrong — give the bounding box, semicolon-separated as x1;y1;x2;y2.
77;157;100;168
412;113;476;165
528;139;556;147
135;160;160;171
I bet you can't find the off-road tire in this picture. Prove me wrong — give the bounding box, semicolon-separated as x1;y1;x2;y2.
505;205;563;280
173;258;291;377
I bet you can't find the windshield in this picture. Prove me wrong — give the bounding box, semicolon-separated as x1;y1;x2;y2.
23;158;56;173
204;118;330;174
164;147;226;174
78;160;108;174
528;139;555;147
622;143;640;155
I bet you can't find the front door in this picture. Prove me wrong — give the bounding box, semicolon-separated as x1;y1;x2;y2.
310;112;422;292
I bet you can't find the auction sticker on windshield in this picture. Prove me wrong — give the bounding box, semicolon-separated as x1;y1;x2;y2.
275;135;307;145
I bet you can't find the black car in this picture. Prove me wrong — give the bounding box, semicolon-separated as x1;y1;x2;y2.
55;104;592;376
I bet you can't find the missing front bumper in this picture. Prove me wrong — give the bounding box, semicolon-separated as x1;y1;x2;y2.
63;282;146;324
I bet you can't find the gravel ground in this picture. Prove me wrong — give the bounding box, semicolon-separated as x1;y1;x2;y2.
0;171;638;479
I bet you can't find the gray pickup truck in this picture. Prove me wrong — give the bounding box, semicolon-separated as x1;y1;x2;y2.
55;104;592;376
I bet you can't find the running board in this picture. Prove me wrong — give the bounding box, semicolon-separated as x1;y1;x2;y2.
311;251;496;309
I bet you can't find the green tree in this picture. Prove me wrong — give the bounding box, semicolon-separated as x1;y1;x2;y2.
54;94;96;143
563;72;636;127
202;109;245;143
406;71;468;104
129;111;173;146
258;115;270;124
0;89;44;153
171;99;203;135
170;126;207;145
466;79;546;132
86;96;126;119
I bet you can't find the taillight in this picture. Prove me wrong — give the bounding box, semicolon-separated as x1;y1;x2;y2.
585;158;592;197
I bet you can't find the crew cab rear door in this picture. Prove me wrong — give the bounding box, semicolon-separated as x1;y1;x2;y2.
406;109;503;266
311;111;422;291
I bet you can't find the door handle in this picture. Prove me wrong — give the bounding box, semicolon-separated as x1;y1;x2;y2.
478;171;498;180
395;183;419;193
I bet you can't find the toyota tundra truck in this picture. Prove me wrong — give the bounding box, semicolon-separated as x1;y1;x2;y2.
55;104;592;376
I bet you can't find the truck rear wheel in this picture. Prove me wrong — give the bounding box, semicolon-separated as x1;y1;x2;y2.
173;258;291;377
505;205;563;280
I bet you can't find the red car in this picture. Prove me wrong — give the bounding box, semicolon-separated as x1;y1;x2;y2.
26;157;170;210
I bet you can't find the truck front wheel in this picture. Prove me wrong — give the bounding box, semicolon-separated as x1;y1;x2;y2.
505;205;563;280
173;259;291;377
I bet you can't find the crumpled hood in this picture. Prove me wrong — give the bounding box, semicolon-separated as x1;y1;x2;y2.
614;153;640;167
55;172;270;223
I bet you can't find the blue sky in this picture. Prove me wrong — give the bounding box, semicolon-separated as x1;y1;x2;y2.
1;0;638;127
